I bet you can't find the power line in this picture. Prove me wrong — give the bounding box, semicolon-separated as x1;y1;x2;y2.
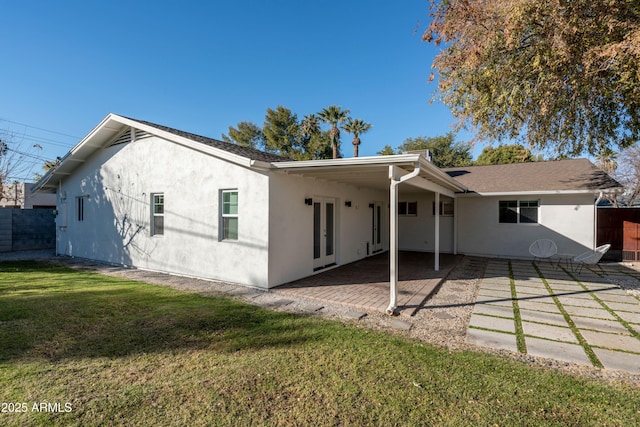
15;133;76;148
0;117;81;139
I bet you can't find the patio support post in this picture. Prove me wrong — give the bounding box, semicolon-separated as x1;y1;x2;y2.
453;197;458;255
434;191;440;271
387;164;421;315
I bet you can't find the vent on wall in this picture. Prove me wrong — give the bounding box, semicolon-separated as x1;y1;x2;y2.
107;128;132;147
106;128;153;148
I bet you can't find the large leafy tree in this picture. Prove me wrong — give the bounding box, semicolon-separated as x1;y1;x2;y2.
396;133;472;168
475;144;537;165
221;121;264;149
377;145;396;156
424;0;640;156
318;105;351;159
223;107;335;160
341;118;372;157
262;106;305;159
300;114;333;160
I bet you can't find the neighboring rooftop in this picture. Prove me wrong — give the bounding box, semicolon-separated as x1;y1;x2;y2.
443;159;622;194
129;118;288;163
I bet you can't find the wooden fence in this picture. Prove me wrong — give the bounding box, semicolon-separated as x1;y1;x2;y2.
597;207;640;261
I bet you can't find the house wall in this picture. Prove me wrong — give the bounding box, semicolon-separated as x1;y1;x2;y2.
56;136;271;288
0;182;56;208
267;172;388;287
456;194;596;258
398;191;454;253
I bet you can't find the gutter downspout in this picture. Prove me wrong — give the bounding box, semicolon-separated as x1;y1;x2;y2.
594;191;604;249
387;163;421;315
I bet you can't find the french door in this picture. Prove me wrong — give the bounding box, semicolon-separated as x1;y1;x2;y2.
372;201;383;253
313;197;336;270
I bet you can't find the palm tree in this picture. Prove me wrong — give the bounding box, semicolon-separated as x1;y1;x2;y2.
341;118;372;157
318;105;350;159
596;147;618;176
300;114;320;137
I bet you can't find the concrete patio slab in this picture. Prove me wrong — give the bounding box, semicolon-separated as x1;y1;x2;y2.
572;316;631;335
390;319;412;330
604;301;640;313
562;305;617;320
521;321;578;343
593;348;640;374
466;328;518;352
556;296;603;309
481;299;514;308
519;309;569;327
471;303;514;318
469;314;516;333
580;329;640;353
517;300;561;313
525;337;592;366
477;288;513;299
478;281;511;291
615;311;640;325
343;311;367;320
596;292;640;304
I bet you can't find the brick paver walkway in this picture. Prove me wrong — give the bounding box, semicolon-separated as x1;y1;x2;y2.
274;252;460;316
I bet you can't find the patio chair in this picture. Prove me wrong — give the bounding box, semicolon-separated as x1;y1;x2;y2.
572;244;611;274
529;239;558;264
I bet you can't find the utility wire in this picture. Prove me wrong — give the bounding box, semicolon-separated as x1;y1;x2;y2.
0;117;81;139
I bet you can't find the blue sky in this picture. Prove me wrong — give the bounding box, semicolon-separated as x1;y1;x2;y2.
1;0;482;180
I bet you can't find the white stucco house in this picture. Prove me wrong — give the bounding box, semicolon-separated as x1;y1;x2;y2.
34;114;622;297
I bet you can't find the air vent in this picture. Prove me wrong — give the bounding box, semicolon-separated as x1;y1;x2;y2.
134;130;152;140
107;129;132;147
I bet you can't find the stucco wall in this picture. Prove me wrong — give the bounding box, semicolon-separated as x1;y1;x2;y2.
456;194;596;258
267;172;388;287
398;192;454;253
56;136;271;288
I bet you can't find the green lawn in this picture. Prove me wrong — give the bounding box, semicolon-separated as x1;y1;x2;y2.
1;261;639;426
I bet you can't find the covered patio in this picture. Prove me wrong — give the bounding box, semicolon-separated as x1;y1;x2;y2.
274;251;460;316
272;154;468;313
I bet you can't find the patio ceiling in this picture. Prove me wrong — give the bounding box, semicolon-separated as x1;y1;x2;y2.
271;154;467;197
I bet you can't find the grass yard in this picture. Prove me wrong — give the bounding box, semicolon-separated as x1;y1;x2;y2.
1;261;639;426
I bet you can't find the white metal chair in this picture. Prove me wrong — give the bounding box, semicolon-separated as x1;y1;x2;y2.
529;239;558;263
572;244;611;274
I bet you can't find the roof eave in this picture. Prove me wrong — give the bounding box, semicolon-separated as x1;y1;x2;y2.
457;188;624;197
271;154;468;193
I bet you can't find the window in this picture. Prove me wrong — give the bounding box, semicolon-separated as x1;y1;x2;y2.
432;201;454;216
76;196;84;222
499;200;539;224
221;190;238;240
151;193;164;236
398;201;417;216
519;200;539;223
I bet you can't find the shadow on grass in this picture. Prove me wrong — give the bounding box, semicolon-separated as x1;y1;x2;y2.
0;261;322;362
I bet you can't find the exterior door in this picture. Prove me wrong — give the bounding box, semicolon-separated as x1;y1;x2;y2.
313;197;336;270
372;201;383;253
623;221;640;261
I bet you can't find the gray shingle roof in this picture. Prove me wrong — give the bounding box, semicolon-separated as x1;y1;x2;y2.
443;159;622;193
128;117;289;163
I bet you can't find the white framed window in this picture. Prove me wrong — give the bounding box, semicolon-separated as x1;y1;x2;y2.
151;193;164;236
432;201;454;216
499;200;539;224
398;201;417;216
221;190;238;240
